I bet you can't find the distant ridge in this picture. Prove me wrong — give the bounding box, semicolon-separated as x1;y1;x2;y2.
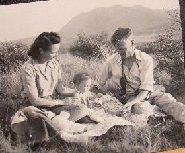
59;5;169;46
15;5;170;47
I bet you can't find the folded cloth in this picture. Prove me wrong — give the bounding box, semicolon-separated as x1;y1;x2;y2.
118;101;166;128
11;105;135;144
11;106;52;143
153;92;185;124
11;106;90;143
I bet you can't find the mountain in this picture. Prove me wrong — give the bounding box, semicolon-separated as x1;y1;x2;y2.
14;37;34;46
59;5;169;47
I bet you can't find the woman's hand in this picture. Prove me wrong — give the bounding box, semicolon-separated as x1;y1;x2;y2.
63;97;81;105
58;86;77;96
52;99;66;106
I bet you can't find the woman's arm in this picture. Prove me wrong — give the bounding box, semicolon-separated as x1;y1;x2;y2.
55;64;76;97
28;94;65;107
21;64;65;107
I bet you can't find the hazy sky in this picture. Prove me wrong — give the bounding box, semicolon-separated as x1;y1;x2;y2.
0;0;179;41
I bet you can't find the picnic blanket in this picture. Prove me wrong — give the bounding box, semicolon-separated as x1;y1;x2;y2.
11;105;135;144
92;94;165;127
11;92;184;144
154;92;185;124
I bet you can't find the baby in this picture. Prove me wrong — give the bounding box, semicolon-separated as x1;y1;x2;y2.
72;72;103;108
72;72;131;116
70;72;107;123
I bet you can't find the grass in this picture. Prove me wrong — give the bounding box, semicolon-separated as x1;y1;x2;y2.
0;53;185;153
0;122;184;153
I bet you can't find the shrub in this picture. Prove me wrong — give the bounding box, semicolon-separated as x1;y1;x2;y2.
58;53;105;87
69;32;114;61
139;10;184;98
0;71;22;98
0;41;29;74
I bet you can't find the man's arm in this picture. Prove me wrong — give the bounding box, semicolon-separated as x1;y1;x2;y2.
123;54;153;108
123;90;149;109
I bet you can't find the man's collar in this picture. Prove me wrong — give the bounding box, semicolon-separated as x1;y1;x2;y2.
124;48;142;61
112;48;142;62
133;49;142;61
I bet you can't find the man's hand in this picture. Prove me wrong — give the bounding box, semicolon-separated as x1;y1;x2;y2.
92;98;103;107
122;90;149;110
122;100;138;111
122;102;133;111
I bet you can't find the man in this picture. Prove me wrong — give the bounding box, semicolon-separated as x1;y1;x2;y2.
101;27;185;124
101;28;153;109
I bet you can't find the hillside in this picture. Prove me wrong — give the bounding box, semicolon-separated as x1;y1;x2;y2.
16;5;170;47
59;5;169;46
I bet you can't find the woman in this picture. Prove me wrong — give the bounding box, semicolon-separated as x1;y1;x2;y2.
11;32;90;143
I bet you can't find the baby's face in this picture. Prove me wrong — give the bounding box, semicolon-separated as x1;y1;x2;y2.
77;79;92;93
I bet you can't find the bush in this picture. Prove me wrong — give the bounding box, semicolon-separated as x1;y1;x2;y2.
69;32;114;61
58;53;105;87
0;41;29;74
139;10;184;99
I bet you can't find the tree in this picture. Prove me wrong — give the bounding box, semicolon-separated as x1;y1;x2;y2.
0;41;28;73
0;0;47;5
179;0;185;67
69;32;114;61
140;10;184;97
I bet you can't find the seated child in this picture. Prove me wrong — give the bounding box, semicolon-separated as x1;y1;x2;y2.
70;72;131;122
73;72;103;108
71;72;106;123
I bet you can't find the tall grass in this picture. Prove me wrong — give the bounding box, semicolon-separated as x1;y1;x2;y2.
0;125;168;153
0;52;184;153
0;122;180;153
0;42;184;152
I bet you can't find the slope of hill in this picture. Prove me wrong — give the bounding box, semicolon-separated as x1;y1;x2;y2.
59;5;169;46
14;5;170;47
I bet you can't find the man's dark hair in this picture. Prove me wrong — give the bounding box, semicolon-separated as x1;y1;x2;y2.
73;72;90;86
28;32;61;60
111;28;132;46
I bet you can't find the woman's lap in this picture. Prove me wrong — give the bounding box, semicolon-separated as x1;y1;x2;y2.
50;104;91;122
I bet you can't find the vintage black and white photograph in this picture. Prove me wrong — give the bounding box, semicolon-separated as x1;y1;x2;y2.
0;0;185;152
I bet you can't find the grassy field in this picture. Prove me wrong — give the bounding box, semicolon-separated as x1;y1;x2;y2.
0;52;185;153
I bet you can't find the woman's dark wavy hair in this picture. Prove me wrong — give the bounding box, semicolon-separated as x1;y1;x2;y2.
28;32;61;60
111;27;132;46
